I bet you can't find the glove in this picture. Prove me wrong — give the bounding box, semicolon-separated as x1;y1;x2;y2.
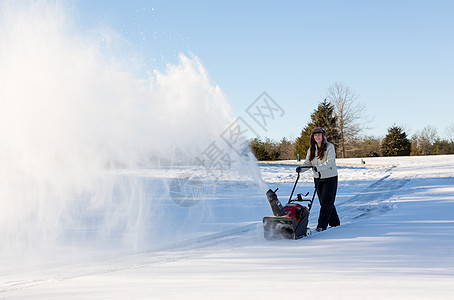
296;166;302;173
312;166;318;172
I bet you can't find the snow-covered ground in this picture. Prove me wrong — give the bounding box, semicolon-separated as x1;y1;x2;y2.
2;155;454;299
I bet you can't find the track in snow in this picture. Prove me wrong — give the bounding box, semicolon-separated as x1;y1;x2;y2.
336;174;412;224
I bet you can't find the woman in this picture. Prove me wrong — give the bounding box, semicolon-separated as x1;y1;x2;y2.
297;127;340;231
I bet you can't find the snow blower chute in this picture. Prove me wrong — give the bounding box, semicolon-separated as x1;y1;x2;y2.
263;167;320;240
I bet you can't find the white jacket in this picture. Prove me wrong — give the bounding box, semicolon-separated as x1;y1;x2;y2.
302;142;338;179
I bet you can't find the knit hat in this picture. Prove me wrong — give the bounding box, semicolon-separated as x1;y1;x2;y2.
311;127;326;136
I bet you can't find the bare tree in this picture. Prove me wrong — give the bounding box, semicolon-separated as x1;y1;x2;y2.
412;125;438;155
278;137;296;160
446;123;454;143
325;82;366;158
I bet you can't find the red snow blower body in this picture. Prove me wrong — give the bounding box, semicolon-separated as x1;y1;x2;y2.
263;167;320;240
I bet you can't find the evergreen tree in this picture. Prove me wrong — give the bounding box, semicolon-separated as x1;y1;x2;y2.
294;99;340;158
250;138;280;161
432;139;454;155
294;124;311;160
382;125;411;156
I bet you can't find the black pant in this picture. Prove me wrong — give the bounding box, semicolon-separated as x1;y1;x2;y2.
314;176;340;230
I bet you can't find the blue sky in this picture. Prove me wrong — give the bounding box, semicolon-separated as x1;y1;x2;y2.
74;0;454;141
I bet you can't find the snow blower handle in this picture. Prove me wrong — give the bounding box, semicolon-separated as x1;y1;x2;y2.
307;171;322;212
288;172;300;202
295;166;312;173
290;166;313;202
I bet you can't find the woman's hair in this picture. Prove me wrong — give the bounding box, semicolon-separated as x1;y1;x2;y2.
309;132;327;161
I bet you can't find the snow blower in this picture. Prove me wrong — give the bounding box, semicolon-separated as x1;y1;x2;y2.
263;167;320;240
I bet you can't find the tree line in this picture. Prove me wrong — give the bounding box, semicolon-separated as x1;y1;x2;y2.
250;82;454;161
